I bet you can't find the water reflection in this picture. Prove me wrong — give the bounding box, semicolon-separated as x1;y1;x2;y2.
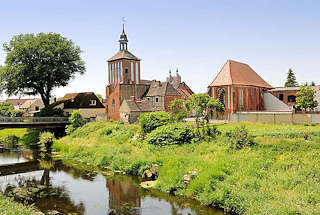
0;150;226;215
107;178;141;215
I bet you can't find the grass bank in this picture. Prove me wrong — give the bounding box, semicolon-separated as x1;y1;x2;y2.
0;128;40;146
53;121;320;214
0;194;39;215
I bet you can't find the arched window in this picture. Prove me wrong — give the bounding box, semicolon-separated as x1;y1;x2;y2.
218;89;226;106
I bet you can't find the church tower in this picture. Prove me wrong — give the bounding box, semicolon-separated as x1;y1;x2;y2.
107;25;141;87
106;25;149;121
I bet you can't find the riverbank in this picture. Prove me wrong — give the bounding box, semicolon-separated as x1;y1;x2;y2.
0;194;40;215
52;121;320;214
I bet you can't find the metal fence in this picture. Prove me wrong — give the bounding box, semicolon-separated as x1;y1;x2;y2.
0;117;69;123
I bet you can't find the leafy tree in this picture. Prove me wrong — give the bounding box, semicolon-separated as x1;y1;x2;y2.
284;68;298;87
296;85;318;111
65;110;86;135
185;93;225;139
96;94;104;102
0;33;85;108
169;99;188;121
0;102;23;117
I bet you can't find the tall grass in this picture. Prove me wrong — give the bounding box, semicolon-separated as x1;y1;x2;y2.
0;194;36;215
53;121;320;214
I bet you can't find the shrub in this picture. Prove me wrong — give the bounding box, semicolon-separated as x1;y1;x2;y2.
2;135;19;148
145;124;195;146
35;107;64;117
39;132;55;152
65;110;86;135
138;111;171;134
226;126;255;150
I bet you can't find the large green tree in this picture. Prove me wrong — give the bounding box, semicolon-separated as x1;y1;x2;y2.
296;85;318;111
0;33;85;108
284;68;298;87
185;93;225;139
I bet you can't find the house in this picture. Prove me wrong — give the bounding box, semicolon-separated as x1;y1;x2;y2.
106;25;194;122
2;99;31;110
144;80;182;112
52;92;105;119
207;60;274;115
270;86;320;111
119;98;155;123
19;98;44;116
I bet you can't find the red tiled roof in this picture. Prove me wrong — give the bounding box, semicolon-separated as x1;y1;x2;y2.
108;50;140;62
209;60;273;89
4;99;31;106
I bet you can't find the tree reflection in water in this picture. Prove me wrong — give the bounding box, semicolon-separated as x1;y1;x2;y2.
2;162;86;215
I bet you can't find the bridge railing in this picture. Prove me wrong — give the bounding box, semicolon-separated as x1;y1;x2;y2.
0;117;69;123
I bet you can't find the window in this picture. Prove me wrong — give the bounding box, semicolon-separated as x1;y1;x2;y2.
155;96;159;104
136;63;139;84
112;99;115;105
131;62;134;81
120;62;123;82
35;106;39;111
109;64;112;85
89;100;96;106
239;88;244;107
218;89;225;106
288;95;296;103
279;94;284;101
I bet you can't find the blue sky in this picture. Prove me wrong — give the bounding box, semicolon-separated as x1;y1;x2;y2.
0;0;319;99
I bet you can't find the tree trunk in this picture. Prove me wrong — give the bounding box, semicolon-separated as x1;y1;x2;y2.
40;94;50;109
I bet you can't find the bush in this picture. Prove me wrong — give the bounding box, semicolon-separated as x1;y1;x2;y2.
145;124;195;146
1;135;19;148
39;132;55;152
138;111;171;135
65;111;86;135
35;107;64;117
226;126;255;150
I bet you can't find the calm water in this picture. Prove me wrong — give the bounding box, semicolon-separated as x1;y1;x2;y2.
0;150;226;215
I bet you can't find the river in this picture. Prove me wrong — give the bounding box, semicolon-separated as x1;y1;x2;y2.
0;149;226;215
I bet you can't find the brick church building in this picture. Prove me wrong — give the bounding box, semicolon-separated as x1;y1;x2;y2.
105;26;193;122
208;60;274;115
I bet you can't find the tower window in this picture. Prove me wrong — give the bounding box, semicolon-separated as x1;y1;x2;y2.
155;96;159;104
136;63;139;84
131;62;134;81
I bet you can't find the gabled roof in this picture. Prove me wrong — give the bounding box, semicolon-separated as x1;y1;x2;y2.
146;81;180;97
108;50;140;62
176;82;194;99
120;99;154;112
4;99;31;107
20;99;39;109
51;92;105;108
209;60;273;89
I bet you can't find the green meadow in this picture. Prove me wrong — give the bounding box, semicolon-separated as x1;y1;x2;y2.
52;121;320;214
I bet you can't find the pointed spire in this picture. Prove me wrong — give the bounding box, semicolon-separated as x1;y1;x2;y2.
119;24;128;51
